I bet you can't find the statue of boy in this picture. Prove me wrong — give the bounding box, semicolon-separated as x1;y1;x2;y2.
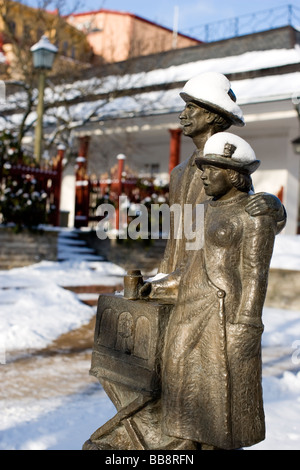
161;132;277;450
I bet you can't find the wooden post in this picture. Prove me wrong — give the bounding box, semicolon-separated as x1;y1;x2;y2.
52;144;65;227
116;154;126;231
168;128;182;174
75;136;91;228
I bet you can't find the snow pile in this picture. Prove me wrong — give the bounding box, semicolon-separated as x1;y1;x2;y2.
0;259;125;289
0;282;92;352
0;258;125;353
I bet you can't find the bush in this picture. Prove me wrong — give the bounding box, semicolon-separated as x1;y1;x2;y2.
0;131;48;230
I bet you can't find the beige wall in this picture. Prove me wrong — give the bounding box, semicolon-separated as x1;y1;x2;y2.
130;17;200;58
68;11;200;63
69;12;132;63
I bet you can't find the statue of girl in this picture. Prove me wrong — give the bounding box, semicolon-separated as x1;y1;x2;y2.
161;132;278;450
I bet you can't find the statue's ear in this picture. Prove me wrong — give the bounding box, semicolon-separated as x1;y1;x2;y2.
205;111;217;124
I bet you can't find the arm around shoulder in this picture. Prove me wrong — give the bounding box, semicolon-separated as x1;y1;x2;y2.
245;192;287;234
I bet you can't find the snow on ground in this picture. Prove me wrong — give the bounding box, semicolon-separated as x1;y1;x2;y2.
0;234;300;450
0;259;125;353
270;235;300;271
0;383;117;451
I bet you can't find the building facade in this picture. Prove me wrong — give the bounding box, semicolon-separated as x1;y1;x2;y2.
58;26;300;234
66;9;201;64
1;9;299;234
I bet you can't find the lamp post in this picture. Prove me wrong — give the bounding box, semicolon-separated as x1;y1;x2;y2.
30;35;58;164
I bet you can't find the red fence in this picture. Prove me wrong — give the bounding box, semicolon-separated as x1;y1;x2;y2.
75;175;169;229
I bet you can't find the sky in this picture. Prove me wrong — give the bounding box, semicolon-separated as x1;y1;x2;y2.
25;1;298;39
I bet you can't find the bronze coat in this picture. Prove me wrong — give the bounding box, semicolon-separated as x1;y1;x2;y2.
161;194;277;449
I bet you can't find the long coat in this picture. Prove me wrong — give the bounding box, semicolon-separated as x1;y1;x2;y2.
161;193;277;450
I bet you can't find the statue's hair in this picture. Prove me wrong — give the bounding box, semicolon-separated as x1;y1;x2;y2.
211;113;232;132
202;106;232;132
227;169;253;193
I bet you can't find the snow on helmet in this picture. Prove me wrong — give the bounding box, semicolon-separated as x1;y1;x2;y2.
180;72;245;127
195;132;260;174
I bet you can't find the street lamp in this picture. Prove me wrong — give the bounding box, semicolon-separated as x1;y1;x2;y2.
30;35;58;164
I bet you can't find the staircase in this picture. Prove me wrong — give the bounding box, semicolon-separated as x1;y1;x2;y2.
57;230;105;263
57;230;124;307
79;231;167;276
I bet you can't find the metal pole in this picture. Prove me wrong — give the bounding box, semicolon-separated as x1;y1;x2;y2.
34;71;46;164
172;6;179;49
288;4;293;26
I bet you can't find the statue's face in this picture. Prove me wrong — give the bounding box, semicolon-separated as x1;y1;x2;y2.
200;165;234;199
179;101;212;137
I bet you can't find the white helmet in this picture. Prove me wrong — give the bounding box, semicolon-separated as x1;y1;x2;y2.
180;72;245;127
195;132;260;174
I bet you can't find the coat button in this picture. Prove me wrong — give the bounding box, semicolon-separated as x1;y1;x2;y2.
217;290;226;298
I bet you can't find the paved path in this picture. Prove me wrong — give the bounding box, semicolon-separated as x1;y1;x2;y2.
1;316;97;401
2;317;299;402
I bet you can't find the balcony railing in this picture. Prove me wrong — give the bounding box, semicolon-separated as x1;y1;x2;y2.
184;4;300;43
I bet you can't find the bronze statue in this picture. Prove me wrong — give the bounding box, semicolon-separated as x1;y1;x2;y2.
161;132;276;450
83;72;286;451
146;72;286;298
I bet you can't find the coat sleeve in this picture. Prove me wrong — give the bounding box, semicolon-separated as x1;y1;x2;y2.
275;204;287;235
235;214;277;327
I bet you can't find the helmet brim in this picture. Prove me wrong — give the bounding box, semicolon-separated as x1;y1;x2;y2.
195;154;260;175
180;92;245;127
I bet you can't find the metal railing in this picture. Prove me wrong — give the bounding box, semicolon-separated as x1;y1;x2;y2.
185;4;300;43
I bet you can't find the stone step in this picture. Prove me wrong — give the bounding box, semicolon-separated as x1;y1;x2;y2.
57;256;105;263
77;293;100;306
0;258;40;271
0;251;46;259
0;249;49;257
64;284;123;295
64;283;123;306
